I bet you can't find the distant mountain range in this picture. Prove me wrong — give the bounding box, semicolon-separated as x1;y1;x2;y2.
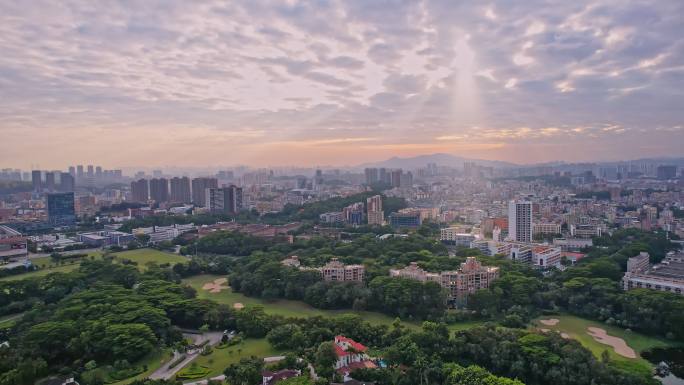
357;153;518;170
356;154;684;171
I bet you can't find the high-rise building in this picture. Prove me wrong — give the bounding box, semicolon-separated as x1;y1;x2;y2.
390;169;402;188
314;169;324;189
191;177;218;207
379;168;389;185
206;185;242;214
149;178;169;203
76;165;84;178
87;165;94;177
45;171;56;191
47;192;76;226
508;200;532;243
130;179;149;202
367;195;384;226
364;168;379;185
68;166;76;176
31;170;42;192
170;177;191;203
656;165;677;180
95;166;102;179
60;172;75;192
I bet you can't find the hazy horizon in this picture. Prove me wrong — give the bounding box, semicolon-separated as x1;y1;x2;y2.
1;0;683;169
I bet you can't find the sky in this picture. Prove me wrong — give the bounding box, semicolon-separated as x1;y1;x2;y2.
1;0;683;169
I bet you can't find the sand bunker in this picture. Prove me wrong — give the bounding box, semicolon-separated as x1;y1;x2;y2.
586;327;636;358
233;303;244;310
539;318;560;326
561;333;570;339
202;278;229;293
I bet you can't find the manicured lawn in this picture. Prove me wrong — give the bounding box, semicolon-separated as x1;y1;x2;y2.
532;314;676;370
112;248;188;268
447;320;486;332
0;249;186;282
191;338;284;379
184;274;409;324
0;264;78;281
183;274;481;332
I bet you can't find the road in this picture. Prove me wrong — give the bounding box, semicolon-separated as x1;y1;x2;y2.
148;331;224;380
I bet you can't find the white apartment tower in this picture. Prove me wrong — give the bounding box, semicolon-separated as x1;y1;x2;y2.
508;200;532;243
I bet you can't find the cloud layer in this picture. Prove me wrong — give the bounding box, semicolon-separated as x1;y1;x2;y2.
1;0;683;168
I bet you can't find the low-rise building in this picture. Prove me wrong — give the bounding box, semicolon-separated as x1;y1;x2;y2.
570;224;603;238
333;335;376;379
532;222;561;235
532;246;562;269
262;369;300;385
281;255;301;268
321;258;365;282
78;230;134;248
440;227;477;247
622;251;684;295
320;212;344;223
553;237;593;251
133;223;196;244
0;225;27;261
388;210;422;228
440;257;500;303
390;257;499;303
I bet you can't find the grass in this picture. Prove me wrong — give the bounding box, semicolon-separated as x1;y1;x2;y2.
107;348;173;385
532;314;677;371
183;274;484;332
0;312;24;329
191;338;284;379
0;249;187;282
112;248;187;267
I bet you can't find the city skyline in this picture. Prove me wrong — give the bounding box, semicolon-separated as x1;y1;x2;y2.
1;1;683;168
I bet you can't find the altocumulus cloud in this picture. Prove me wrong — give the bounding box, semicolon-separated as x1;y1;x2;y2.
0;0;682;167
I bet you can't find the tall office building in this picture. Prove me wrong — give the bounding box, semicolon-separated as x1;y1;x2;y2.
68;166;76;176
149;178;169;203
192;177;218;207
170;177;191;203
367;195;384;226
76;165;84;178
206;185;243;214
508;200;532;243
47;192;76;226
130;179;149;202
45;172;57;191
31;170;42;192
95;166;103;179
87;165;94;177
60;172;75;192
